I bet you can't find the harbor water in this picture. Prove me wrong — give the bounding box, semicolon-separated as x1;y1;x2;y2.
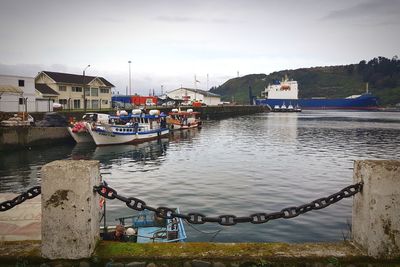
1;111;400;243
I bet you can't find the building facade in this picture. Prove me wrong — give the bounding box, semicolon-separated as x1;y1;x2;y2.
35;71;114;110
166;87;221;106
0;74;49;112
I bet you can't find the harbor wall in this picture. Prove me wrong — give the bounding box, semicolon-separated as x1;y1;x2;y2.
0;126;72;151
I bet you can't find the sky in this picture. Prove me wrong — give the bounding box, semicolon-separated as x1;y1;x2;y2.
0;0;399;95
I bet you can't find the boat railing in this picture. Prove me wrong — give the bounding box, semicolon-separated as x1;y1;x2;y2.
115;208;187;242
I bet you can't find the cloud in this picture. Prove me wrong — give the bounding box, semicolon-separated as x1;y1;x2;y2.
155;16;206;23
0;63;46;77
155;16;238;24
99;17;125;24
321;0;400;24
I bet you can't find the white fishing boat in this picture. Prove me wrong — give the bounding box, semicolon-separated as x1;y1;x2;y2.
67;113;110;143
86;110;169;146
166;108;201;130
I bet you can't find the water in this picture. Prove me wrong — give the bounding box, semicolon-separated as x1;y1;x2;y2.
1;111;400;242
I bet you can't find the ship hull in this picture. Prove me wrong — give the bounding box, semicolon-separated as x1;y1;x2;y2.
255;94;379;110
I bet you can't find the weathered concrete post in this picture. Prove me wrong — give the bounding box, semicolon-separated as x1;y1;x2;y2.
352;160;400;259
41;160;100;259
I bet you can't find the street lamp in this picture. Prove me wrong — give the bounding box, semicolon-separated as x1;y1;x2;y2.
83;64;90;112
128;60;132;95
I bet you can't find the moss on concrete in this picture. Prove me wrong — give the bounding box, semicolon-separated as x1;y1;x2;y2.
1;241;399;266
94;241;370;262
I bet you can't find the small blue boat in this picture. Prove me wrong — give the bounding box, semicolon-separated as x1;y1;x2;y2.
102;208;187;243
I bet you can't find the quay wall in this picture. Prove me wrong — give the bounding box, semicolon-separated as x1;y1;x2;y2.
1;241;399;266
0;127;72;151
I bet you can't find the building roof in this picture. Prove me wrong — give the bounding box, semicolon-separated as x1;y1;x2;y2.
41;71;115;87
0;85;23;94
35;83;59;95
171;87;220;97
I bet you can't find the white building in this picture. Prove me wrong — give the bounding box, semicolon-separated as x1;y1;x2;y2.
0;74;50;112
166;87;221;106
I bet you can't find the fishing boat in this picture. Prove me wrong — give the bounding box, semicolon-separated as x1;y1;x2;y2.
86;109;169;146
67;113;110;143
254;76;379;110
101;208;187;243
166;108;201;130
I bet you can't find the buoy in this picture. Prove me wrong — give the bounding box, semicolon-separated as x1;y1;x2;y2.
149;109;160;116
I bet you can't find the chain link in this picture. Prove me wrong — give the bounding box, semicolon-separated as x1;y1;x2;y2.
93;182;363;226
0;186;41;212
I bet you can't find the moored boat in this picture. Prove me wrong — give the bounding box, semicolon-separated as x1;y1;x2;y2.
254;76;379;110
101;208;187;243
166;108;201;130
68;113;110;143
86;110;169;146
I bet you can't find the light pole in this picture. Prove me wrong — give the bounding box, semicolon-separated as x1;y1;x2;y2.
83;64;90;112
128;60;132;95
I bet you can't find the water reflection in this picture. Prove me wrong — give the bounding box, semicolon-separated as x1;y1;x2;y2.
72;138;169;169
0;144;73;192
265;113;298;142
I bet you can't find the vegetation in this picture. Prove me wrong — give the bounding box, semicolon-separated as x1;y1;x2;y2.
210;56;400;107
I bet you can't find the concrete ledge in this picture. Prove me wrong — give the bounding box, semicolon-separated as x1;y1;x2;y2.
0;126;73;151
1;241;399;266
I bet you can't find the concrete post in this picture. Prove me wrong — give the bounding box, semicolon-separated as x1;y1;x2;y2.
352;160;400;259
41;160;100;259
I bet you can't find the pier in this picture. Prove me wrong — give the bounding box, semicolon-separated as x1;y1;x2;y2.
0;159;399;266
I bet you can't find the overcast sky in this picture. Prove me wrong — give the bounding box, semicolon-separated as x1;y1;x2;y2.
0;0;399;95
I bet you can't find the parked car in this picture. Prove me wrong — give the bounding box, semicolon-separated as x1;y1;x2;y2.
36;112;68;127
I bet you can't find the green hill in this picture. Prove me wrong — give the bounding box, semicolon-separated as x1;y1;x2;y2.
210;56;400;107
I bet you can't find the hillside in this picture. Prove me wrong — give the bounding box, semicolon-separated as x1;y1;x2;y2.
210;56;400;107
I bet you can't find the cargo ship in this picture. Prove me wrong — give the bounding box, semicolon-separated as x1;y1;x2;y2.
254;76;379;110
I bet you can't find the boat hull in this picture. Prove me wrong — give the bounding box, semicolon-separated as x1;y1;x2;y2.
67;127;93;143
255;94;379;110
169;122;200;130
86;123;169;146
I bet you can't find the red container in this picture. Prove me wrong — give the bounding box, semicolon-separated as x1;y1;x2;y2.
131;96;158;106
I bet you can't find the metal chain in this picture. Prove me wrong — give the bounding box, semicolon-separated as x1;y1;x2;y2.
0;186;41;212
93;182;363;226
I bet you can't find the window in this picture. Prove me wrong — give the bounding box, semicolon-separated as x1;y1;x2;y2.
85;88;90;95
18;80;25;87
100;88;110;94
59;99;68;105
19;98;24;105
91;100;99;109
91;88;99;96
59;85;67;91
73;99;81;109
72;86;82;92
102;100;108;105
